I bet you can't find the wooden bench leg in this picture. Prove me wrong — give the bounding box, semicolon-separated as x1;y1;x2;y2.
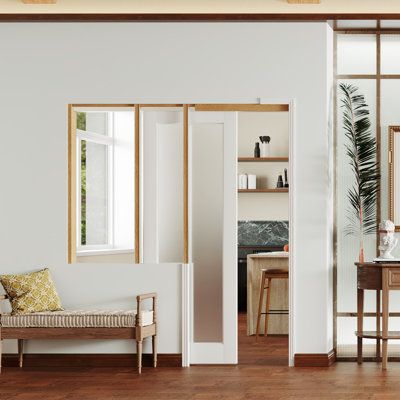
152;335;157;368
18;339;24;368
137;340;142;374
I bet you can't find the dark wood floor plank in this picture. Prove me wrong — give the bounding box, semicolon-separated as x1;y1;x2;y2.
1;314;398;399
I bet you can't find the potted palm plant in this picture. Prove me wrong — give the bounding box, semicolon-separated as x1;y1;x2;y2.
340;83;380;262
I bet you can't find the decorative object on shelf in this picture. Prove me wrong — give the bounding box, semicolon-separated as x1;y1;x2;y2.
340;83;380;263
254;142;260;158
248;174;257;190
378;220;398;260
238;174;248;189
283;244;289;252
276;175;284;188
259;136;271;157
284;168;289;188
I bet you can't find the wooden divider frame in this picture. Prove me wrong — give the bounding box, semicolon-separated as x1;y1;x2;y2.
67;103;289;265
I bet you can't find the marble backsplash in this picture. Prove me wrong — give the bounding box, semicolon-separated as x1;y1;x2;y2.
238;220;289;246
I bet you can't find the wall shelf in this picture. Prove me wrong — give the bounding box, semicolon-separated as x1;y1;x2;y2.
238;188;288;193
238;157;289;162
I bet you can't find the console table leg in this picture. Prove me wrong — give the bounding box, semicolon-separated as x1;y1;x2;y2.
376;290;381;362
382;270;389;370
357;288;364;364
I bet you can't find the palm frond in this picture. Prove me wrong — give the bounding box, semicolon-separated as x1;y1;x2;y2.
339;83;380;238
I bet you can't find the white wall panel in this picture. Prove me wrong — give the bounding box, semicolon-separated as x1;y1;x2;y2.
0;22;333;356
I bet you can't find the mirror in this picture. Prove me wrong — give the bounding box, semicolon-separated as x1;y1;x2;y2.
389;126;400;231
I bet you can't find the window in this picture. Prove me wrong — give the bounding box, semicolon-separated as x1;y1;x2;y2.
75;110;135;256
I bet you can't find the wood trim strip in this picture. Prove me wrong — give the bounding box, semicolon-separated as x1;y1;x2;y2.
338;311;400;317
376;27;381;255
338;75;400;80
332;22;338;354
135;105;140;264
1;327;139;339
194;104;289;112
183;105;189;264
335;29;400;34
67;105;76;264
3;353;181;368
71;104;135;108
238;157;289;162
294;350;336;367
337;74;377;80
3;14;400;22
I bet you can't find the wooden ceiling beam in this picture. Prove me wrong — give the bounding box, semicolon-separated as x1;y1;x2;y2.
287;0;320;3
22;0;57;4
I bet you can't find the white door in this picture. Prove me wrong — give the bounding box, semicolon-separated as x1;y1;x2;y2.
189;111;237;364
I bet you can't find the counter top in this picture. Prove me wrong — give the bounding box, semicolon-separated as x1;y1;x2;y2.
247;251;289;259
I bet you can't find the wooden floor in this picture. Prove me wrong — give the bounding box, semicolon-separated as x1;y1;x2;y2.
1;314;400;399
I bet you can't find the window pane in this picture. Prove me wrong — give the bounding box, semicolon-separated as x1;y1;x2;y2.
85;112;108;135
83;140;109;245
337;34;376;75
381;20;400;28
336;20;377;29
381;35;400;74
336;80;376;313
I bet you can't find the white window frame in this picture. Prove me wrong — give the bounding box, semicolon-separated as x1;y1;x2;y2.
76;113;115;254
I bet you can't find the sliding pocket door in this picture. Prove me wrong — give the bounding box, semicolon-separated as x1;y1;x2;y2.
189;111;237;364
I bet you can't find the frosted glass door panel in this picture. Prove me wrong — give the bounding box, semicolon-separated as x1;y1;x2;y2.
85;141;108;245
381;36;400;74
192;122;224;343
337;35;376;75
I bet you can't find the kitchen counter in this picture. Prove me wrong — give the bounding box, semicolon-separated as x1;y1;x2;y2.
247;252;289;336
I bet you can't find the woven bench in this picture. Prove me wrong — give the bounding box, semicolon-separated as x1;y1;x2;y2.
0;292;157;374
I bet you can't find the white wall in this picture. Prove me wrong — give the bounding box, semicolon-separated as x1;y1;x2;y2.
0;22;333;356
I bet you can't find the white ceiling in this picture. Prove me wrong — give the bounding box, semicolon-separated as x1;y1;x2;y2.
2;0;400;15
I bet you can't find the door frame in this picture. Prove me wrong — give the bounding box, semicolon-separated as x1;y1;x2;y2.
67;99;295;366
184;98;295;366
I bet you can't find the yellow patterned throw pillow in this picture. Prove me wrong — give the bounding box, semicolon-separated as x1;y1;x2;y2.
0;268;63;315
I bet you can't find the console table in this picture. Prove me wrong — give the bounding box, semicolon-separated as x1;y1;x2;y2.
356;262;400;370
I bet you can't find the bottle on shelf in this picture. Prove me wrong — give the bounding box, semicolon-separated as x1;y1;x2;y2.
254;142;260;158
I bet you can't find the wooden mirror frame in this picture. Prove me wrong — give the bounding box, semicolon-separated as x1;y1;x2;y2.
389;125;400;232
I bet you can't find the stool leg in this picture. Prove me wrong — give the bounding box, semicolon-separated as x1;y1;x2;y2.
256;271;266;342
264;278;272;337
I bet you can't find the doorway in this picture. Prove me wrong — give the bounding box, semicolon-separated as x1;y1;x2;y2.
188;102;293;366
237;110;290;366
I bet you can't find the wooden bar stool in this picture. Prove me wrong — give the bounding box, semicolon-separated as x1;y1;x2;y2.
256;268;289;341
